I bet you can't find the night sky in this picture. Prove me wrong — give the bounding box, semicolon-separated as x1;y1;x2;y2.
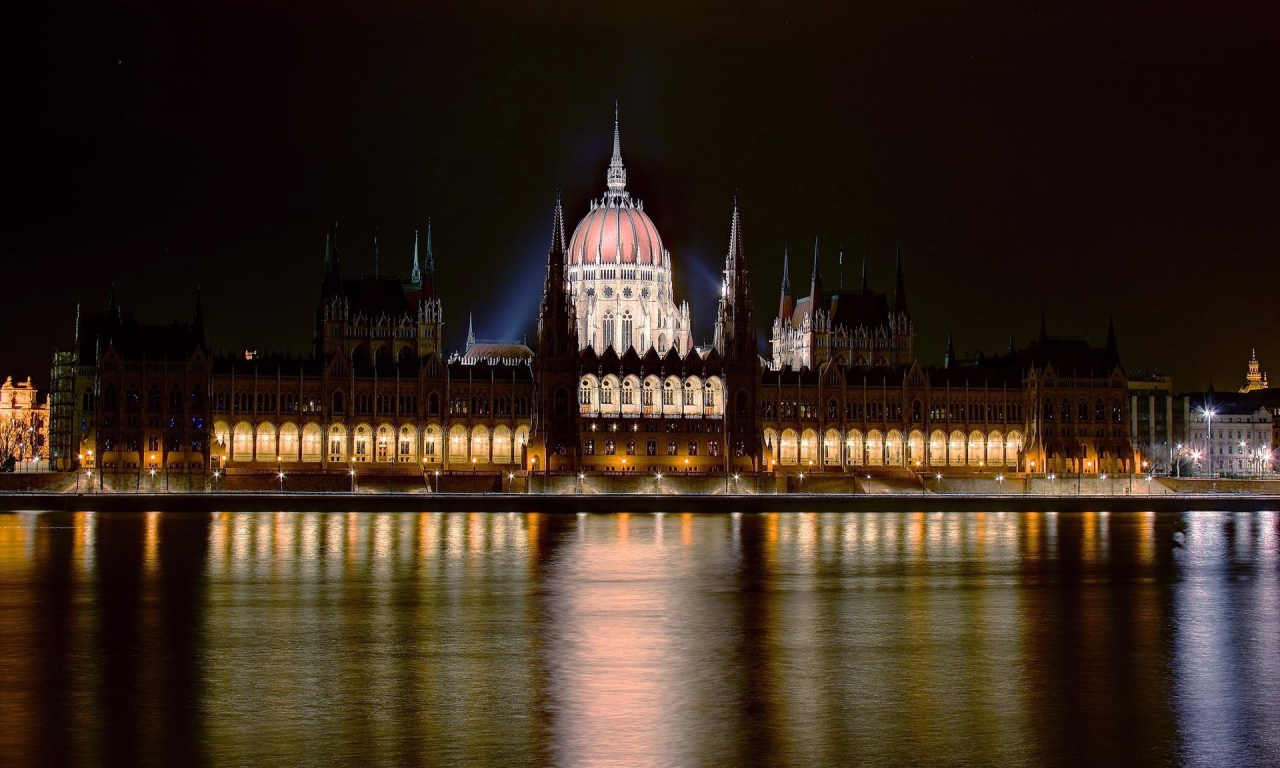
7;1;1276;392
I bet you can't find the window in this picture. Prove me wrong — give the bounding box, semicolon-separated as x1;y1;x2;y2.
620;311;633;350
603;311;615;349
688;441;698;456
604;440;616;455
709;441;719;457
647;440;657;456
667;440;678;456
583;439;595;456
626;440;636;455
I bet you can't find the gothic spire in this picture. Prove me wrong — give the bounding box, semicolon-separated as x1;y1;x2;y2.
811;237;821;282
409;229;422;286
809;237;823;312
373;229;380;278
1008;330;1016;355
1039;311;1049;342
424;218;435;274
781;246;791;293
945;330;955;369
324;230;332;273
466;312;475;349
606;102;627;194
892;244;909;317
549;188;568;260
838;246;844;291
861;251;868;292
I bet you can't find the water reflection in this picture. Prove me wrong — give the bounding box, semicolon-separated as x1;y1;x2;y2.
0;511;1277;767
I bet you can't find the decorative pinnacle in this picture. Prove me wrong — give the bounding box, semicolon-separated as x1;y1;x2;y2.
424;218;435;274
781;246;792;293
606;102;627;193
410;229;422;284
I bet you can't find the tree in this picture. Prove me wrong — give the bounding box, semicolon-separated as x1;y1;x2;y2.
0;412;41;466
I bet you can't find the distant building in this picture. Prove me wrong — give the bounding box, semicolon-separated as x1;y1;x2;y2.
0;376;49;466
1128;373;1174;472
1185;398;1273;476
1240;349;1269;393
47;284;209;479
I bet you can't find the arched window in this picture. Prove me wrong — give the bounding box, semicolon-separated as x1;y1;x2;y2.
602;311;615;350
332;390;345;414
620;311;633;350
1061;398;1072;422
1112;398;1122;423
736;391;748;417
169;385;182;411
1044;397;1055;421
1095;398;1105;421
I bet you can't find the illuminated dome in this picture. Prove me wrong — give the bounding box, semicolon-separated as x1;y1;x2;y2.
567;196;665;266
564;107;690;356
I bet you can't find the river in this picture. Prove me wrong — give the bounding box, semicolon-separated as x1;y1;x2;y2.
0;510;1276;767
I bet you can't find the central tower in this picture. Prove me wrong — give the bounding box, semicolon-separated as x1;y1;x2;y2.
565;105;691;356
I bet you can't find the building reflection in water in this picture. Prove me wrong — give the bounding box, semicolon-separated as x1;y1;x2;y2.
0;509;1277;767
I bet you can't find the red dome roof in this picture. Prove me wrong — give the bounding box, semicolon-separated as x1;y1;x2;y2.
567;200;664;267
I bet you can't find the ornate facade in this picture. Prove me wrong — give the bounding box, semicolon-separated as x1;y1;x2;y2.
770;244;914;370
566;108;691;356
47;106;1140;485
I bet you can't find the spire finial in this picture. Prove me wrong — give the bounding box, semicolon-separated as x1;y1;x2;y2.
410;229;422;285
781;246;792;293
838;246;843;291
374;229;380;278
860;251;867;292
466;311;475;348
324;230;332;272
945;329;955;369
606;103;627;193
425;218;435;274
549;188;568;258
811;237;821;282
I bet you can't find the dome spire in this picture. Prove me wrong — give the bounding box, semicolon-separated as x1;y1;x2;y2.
606;101;627;195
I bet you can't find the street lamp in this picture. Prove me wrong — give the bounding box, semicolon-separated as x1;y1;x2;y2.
1200;406;1216;476
350;468;356;493
278;470;285;492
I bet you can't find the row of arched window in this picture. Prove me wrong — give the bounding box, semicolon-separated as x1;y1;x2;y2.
579;374;724;417
763;427;1025;467
214;421;531;464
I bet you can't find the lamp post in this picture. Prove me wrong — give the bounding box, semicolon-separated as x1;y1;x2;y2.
350;468;356;493
1201;406;1216;477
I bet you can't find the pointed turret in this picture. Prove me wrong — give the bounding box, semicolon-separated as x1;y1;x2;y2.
860;251;868;292
538;189;577;359
892;244;909;318
330;219;341;272
1039;311;1049;342
809;237;823;318
715;197;756;360
778;246;794;322
424;219;435;274
1105;315;1119;364
606;101;627;196
373;230;380;278
466;312;475;349
838;247;844;291
408;229;422;286
1008;330;1016;355
944;330;955;370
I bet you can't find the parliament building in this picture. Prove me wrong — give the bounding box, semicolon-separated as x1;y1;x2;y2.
50;111;1137;488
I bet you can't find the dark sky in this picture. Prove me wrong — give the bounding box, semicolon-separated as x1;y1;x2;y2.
6;1;1277;392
